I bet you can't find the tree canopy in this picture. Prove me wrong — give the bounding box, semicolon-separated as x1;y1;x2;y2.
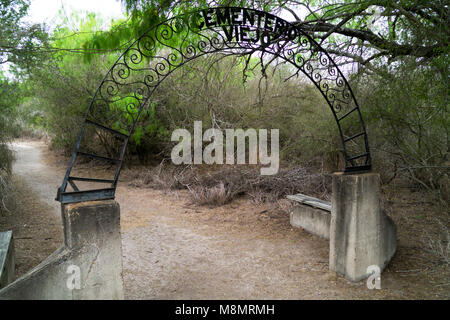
0;0;447;198
79;0;448;75
0;0;49;73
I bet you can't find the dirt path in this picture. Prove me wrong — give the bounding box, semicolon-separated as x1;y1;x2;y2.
6;140;449;299
10;141;62;215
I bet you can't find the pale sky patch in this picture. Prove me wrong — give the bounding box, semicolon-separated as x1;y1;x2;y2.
25;0;125;28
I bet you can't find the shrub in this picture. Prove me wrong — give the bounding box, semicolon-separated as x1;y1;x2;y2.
352;61;449;200
0;74;20;214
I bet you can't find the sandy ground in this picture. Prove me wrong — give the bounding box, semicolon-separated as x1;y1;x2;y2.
2;140;448;299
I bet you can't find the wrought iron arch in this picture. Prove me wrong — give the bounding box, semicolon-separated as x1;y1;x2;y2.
56;7;371;204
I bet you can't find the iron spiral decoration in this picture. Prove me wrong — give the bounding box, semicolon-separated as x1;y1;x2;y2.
57;7;371;204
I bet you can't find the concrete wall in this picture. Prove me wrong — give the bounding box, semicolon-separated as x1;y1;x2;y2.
290;205;331;239
329;173;397;282
0;231;15;289
0;200;124;300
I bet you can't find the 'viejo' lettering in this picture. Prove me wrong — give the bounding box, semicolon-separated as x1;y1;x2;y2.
195;7;299;45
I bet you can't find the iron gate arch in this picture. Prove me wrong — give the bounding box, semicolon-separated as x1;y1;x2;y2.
56;7;371;204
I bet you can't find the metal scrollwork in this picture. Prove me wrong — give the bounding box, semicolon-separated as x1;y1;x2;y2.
57;6;371;204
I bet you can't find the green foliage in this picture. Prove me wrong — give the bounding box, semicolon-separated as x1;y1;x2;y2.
81;0;280;62
24;12;119;153
11;1;447;201
353;59;448;196
0;0;40;213
0;73;21;140
0;0;49;74
124;54;338;167
0;72;21;214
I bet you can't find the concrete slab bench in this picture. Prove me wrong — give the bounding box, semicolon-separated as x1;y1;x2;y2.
287;173;398;283
0;231;15;289
286;194;331;239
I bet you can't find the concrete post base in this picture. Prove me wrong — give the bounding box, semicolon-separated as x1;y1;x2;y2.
329;173;397;282
0;200;124;300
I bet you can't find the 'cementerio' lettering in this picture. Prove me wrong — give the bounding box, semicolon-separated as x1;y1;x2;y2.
195;7;298;44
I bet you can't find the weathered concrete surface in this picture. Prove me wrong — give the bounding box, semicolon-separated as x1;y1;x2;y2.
287;194;331;212
329;172;397;282
290;205;331;239
0;200;124;299
0;231;15;289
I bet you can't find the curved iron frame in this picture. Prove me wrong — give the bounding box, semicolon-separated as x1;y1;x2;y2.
56;7;371;204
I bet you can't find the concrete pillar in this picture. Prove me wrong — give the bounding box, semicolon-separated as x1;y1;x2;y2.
62;200;124;299
0;200;124;300
329;173;397;282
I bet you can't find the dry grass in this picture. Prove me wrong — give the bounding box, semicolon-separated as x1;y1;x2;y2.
0;144;14;215
187;182;235;206
425;218;450;265
0;175;63;278
124;163;331;207
126;161;450;270
381;181;450;271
